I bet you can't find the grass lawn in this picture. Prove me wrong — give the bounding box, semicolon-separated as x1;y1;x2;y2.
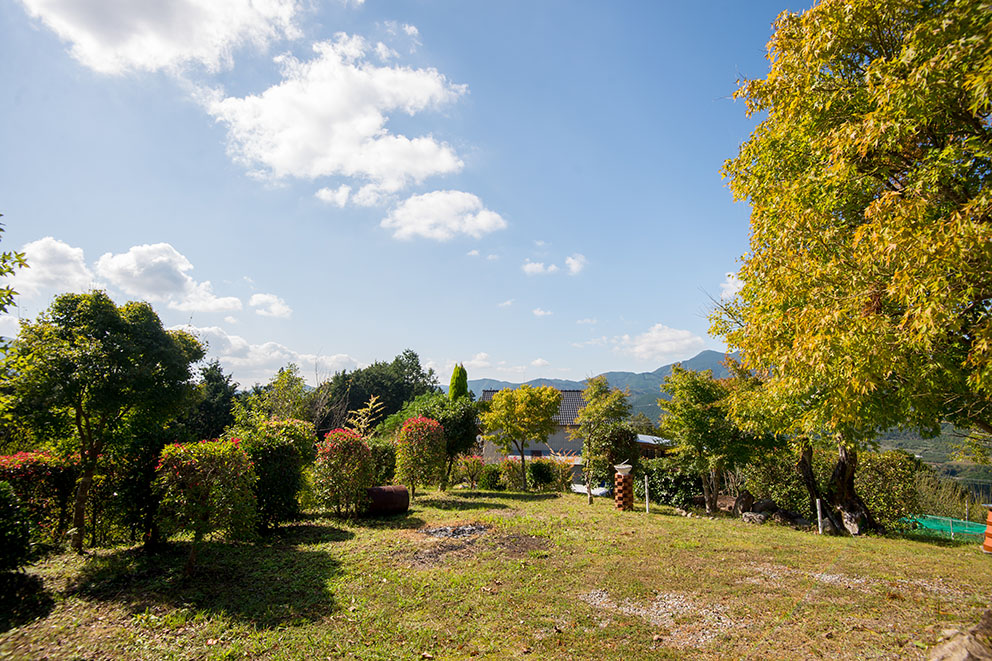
2;490;990;660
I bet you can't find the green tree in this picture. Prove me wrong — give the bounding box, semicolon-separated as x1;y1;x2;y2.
3;291;204;551
658;367;757;514
479;385;561;491
180;360;238;441
712;0;992;530
376;392;480;488
570;376;632;503
449;363;469;400
0;218;28;323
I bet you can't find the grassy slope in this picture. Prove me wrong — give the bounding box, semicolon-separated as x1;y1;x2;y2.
2;491;990;660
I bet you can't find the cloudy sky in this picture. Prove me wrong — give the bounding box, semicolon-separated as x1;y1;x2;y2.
1;0;808;387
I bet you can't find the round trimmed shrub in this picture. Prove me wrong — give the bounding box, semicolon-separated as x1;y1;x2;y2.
477;463;502;490
0;452;78;543
314;429;375;516
395;417;445;499
527;458;555;490
155;439;257;571
368;437;397;486
241;434;303;529
261;418;317;464
0;481;30;572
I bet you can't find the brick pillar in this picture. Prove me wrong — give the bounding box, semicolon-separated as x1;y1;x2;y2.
615;473;633;511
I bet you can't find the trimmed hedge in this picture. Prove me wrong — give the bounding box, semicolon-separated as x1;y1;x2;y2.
0;481;30;572
0;452;77;543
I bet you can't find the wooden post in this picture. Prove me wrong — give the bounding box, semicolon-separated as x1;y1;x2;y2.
645;475;650;514
816;498;823;535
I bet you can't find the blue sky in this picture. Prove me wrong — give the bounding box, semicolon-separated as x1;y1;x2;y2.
0;0;809;387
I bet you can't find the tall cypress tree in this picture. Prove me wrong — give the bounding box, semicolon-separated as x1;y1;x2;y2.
449;363;468;400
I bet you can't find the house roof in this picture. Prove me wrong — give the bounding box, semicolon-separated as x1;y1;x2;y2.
480;388;585;426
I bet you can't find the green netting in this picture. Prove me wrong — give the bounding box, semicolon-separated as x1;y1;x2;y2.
905;515;987;539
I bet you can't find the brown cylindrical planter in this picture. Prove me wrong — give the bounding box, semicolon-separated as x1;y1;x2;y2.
366;485;410;516
615;473;633;511
983;506;992;554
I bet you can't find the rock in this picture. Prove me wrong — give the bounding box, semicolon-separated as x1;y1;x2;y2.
674;508;690;517
771;510;795;525
742;512;767;524
734;490;755;515
794;518;812;528
752;498;777;514
928;609;992;660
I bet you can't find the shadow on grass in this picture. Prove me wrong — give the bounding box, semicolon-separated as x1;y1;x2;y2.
0;572;55;633
894;531;985;548
456;491;562;502
69;522;352;627
416;497;509;511
348;513;426;530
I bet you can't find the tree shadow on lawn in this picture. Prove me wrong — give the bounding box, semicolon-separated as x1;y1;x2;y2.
415;496;509;511
457;491;562;502
0;572;55;633
69;524;352;628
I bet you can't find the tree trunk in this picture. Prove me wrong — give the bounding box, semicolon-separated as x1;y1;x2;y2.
519;446;528;491
795;441;844;533
70;461;97;552
585;469;593;505
701;473;713;514
826;443;880;535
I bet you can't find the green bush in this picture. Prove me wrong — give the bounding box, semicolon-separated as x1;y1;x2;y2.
0;481;31;572
367;437;397;486
242;434;303;529
0;452;77;544
742;452;816;516
527;458;555;489
855;450;922;528
396;417;445;499
260;418;317;464
457;455;485;488
313;429;375;516
477;463;503;490
634;457;701;510
155;439;258;571
498;458;526;491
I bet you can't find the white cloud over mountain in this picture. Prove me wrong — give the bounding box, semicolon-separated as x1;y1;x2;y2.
381;190;506;241
616;323;705;362
19;0;301;74
204;34;466;195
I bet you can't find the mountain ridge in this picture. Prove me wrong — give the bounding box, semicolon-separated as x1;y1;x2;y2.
456;349;740;421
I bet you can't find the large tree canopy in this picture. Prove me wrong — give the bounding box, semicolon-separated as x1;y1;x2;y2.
713;0;992;449
479;385;561;491
3;291;203;550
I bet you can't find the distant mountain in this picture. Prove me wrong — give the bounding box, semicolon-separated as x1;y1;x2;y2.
462;349;740;421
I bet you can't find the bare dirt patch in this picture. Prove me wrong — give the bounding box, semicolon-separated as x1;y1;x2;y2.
579;588;742;649
406;523;489;569
740;562;966;599
487;533;550;558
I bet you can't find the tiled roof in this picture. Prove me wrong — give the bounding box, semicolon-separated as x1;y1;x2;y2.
480;388;584;426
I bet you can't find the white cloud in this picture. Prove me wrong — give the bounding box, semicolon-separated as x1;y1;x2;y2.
0;315;22;339
616;324;706;363
249;292;292;318
466;249;480;257
498;299;514;308
95;243;241;312
576;317;597;325
19;0;301;75
571;336;608;348
522;260;558;276
531;358;549;367
203;34;466;195
175;323;358;385
13;236;95;296
532;308;552;317
373;41;397;62
402;24;419;37
565;253;587;275
463;352;491;369
315;185;352;207
486;254;499;261
381;190;506;241
720;272;744;300
224;315;238;324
